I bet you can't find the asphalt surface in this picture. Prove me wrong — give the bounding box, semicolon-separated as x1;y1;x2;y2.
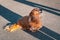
0;0;60;40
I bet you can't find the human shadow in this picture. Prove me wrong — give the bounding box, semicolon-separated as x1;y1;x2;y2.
0;5;60;40
14;0;60;16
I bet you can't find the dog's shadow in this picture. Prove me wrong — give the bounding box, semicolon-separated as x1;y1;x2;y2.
24;26;60;40
0;5;60;40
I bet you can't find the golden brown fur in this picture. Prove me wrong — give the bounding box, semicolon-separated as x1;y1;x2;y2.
29;8;42;32
4;8;42;32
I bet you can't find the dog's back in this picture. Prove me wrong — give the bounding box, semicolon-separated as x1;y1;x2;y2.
17;16;30;30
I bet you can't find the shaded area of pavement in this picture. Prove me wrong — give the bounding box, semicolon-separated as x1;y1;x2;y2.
0;5;22;24
0;5;60;40
24;26;60;40
40;26;60;39
14;0;60;16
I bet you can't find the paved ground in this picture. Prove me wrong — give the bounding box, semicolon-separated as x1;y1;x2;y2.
0;0;60;40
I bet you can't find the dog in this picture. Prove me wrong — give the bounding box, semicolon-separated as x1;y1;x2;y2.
4;8;42;32
29;8;42;32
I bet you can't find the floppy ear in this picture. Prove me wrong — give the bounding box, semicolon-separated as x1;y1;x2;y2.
29;12;32;16
29;10;33;17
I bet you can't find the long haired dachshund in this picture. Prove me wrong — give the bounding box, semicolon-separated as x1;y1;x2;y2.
4;8;42;32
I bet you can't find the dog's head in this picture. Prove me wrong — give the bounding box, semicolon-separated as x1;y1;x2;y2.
29;8;42;22
29;8;42;32
29;8;42;16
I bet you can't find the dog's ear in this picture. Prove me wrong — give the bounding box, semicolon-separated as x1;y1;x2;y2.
29;10;33;17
